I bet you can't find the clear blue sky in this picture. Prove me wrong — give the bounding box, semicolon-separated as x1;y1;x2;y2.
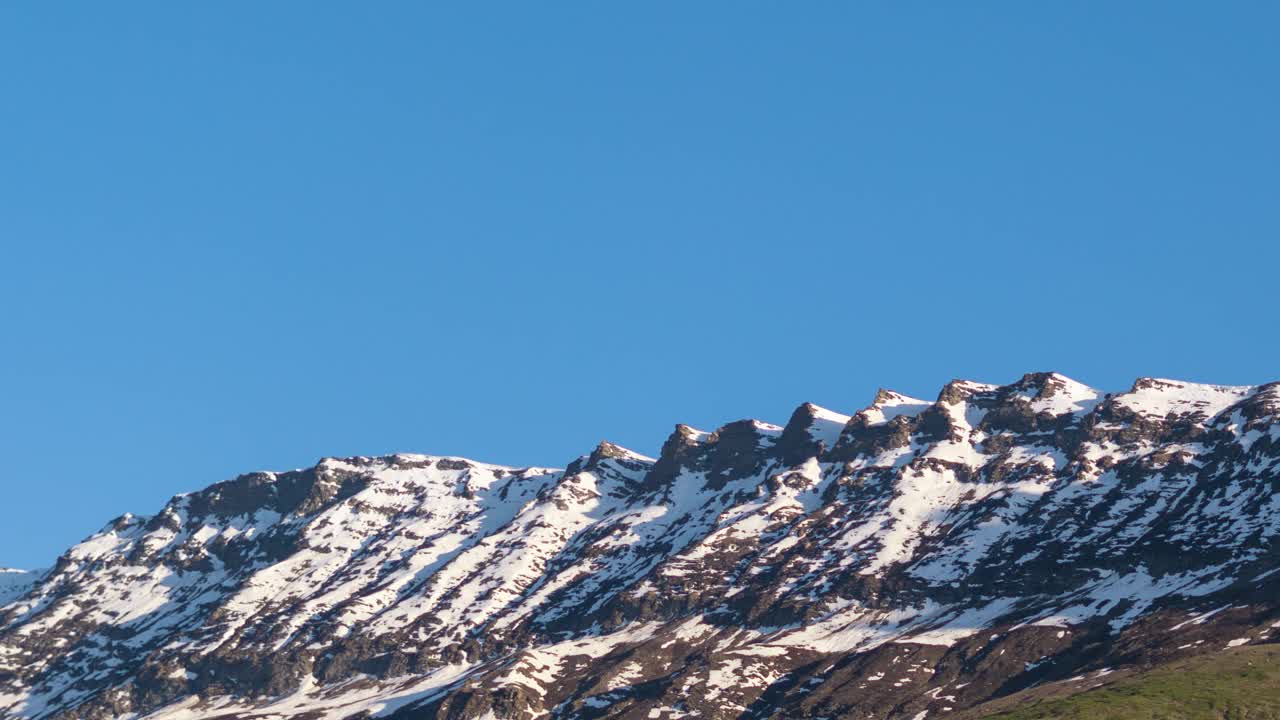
2;3;1277;569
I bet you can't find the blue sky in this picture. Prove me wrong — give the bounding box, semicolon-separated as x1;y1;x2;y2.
2;3;1277;569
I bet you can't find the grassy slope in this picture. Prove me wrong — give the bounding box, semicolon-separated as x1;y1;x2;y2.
975;645;1280;720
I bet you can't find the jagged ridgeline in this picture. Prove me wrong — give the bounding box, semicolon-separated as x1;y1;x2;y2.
1;373;1278;720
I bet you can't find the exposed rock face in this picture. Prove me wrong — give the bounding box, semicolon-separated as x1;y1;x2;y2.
0;373;1278;719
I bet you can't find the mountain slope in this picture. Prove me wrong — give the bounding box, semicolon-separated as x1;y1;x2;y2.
1;373;1278;720
0;570;41;608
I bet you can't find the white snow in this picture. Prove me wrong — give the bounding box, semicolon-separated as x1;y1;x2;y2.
134;663;477;720
860;391;931;426
1021;374;1103;416
803;403;852;447
1115;379;1255;421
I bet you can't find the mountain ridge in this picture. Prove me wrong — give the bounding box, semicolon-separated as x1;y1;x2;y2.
1;372;1277;720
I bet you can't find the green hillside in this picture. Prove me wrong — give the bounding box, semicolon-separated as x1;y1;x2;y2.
978;645;1280;720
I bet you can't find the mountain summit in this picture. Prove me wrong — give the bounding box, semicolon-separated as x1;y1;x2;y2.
2;374;1278;719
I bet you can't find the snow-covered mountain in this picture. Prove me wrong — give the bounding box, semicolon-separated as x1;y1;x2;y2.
0;571;42;609
2;373;1278;719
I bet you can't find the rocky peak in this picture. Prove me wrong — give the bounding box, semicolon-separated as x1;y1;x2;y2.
776;402;851;465
587;440;633;462
709;419;782;483
856;389;931;427
1002;371;1100;408
964;373;1101;435
641;424;711;492
827;390;930;462
565;440;653;478
1114;377;1257;421
936;378;999;405
1230;381;1280;425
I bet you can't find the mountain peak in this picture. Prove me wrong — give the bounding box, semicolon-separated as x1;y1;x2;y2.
1117;377;1257;420
937;378;999;404
857;388;931;427
1005;371;1103;416
582;440;653;470
777;402;852;463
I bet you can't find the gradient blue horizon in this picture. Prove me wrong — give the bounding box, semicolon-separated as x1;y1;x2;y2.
2;3;1277;569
